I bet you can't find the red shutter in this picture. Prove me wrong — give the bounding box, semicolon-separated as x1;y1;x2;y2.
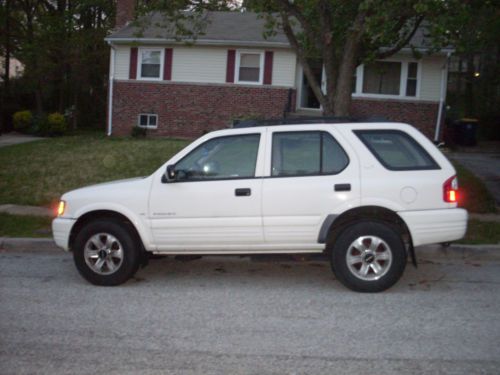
264;51;273;85
226;49;236;83
129;47;138;79
164;48;173;80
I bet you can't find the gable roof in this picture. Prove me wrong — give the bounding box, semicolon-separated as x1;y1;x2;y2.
106;11;290;48
106;11;453;54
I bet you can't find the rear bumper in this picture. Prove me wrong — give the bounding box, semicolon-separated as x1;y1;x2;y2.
399;208;468;247
52;217;76;251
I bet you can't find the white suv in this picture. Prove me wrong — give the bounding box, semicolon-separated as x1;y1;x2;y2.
52;122;467;292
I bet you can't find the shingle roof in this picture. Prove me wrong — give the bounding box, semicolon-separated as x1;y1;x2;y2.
107;11;290;47
106;11;453;53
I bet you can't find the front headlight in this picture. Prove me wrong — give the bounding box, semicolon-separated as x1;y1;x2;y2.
57;200;66;216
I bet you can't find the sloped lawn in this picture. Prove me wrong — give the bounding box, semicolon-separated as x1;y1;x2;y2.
0;133;189;207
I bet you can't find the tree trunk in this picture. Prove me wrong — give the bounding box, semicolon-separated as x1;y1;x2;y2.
332;11;365;117
1;0;12;134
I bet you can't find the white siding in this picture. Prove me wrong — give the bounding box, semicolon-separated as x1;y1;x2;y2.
272;50;296;87
114;46;130;80
112;44;297;87
172;46;227;84
420;56;446;102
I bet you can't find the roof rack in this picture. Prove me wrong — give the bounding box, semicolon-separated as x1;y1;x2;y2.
232;115;389;128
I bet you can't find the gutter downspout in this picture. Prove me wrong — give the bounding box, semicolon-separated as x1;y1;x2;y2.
434;52;451;142
107;42;116;136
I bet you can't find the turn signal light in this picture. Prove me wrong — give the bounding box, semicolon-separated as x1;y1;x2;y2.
443;176;458;203
57;201;66;216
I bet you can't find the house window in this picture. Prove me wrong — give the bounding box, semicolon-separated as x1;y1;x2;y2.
236;51;263;84
406;62;418;96
363;61;402;95
139;49;162;79
138;114;158;129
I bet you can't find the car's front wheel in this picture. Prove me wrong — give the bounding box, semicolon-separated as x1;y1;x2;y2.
330;221;407;292
73;220;141;286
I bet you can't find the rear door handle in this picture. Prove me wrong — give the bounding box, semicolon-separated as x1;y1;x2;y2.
235;188;251;197
334;184;351;192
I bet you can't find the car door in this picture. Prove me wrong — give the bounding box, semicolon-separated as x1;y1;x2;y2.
148;131;265;251
262;128;360;246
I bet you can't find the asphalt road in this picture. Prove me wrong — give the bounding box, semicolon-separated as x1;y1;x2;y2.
1;250;500;375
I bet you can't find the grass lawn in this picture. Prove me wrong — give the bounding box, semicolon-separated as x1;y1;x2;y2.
458;219;500;245
453;162;497;214
0;133;189;206
0;213;52;238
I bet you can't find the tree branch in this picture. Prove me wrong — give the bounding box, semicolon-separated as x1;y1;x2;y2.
375;15;424;59
276;0;322;50
280;12;326;107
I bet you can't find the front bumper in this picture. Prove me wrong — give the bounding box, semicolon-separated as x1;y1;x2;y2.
52;217;76;251
399;208;468;247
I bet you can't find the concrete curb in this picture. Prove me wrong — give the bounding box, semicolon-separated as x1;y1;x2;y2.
0;237;58;252
0;204;53;217
1;237;499;260
416;244;500;261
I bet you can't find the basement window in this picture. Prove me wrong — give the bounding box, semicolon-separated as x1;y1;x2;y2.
138;114;158;129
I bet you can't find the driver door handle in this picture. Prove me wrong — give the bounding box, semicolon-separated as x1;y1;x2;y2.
235;188;251;197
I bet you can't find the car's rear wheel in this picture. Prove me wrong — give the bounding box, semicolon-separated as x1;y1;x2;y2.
330;221;407;292
73;220;140;286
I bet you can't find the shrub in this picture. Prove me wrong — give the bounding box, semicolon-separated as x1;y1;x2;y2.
47;112;67;136
32;114;48;136
131;126;147;138
13;110;33;132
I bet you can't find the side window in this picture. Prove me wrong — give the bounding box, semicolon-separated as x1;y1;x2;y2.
355;130;440;170
139;49;162;79
271;131;349;177
175;134;260;181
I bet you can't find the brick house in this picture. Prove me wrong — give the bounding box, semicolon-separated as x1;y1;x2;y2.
106;2;453;140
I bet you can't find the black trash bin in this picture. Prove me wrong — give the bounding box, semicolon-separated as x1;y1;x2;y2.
454;118;478;146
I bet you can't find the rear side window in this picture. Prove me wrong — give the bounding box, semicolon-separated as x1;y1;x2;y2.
355;130;439;170
271;131;349;177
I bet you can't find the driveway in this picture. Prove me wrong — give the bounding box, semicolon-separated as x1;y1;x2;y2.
1;251;499;374
449;152;500;205
0;133;44;148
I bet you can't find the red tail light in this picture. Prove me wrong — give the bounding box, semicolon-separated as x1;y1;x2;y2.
443;176;458;203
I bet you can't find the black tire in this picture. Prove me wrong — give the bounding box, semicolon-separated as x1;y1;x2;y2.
330;221;407;293
73;220;141;286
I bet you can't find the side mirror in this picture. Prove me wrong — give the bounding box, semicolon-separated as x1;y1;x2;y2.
161;164;177;183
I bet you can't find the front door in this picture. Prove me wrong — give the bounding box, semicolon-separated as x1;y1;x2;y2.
149;133;264;251
299;60;324;109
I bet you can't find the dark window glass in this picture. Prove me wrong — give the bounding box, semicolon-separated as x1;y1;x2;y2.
272;131;348;177
142;64;160;78
139;115;148;126
363;61;401;95
238;53;260;82
175;134;260;181
406;62;418;96
141;50;161;78
355;130;439;170
149;115;157;126
322;134;350;174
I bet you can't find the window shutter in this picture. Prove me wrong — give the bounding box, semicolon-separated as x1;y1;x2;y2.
226;49;236;83
129;47;138;79
164;48;173;80
264;51;273;85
